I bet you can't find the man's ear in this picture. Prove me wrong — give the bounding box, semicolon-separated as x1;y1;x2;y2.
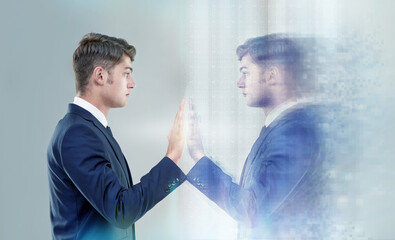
266;66;281;86
92;66;107;86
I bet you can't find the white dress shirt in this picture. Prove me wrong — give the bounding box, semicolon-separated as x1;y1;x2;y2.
73;96;108;128
264;98;313;127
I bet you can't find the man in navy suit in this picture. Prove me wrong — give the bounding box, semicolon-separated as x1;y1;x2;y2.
187;34;326;239
47;33;186;240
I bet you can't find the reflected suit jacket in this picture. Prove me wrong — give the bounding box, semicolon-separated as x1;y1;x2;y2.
187;104;324;239
47;104;186;240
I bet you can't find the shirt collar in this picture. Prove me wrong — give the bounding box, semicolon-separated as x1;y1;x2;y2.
73;96;108;127
264;98;313;127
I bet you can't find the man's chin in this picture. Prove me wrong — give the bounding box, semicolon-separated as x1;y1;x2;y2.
245;98;269;108
246;100;262;108
113;102;128;108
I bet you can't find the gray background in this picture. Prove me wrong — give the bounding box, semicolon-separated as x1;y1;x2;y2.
1;0;395;239
0;1;188;239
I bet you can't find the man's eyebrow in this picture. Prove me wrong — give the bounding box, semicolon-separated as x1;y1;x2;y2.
125;67;133;72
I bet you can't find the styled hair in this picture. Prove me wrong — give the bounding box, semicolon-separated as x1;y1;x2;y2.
236;33;301;65
237;34;313;93
72;33;136;94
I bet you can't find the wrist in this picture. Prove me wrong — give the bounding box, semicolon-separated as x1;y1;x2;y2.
193;153;205;163
166;153;180;164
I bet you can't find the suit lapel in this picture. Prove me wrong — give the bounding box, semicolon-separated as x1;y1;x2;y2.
240;125;272;186
240;109;295;186
92;121;132;188
68;104;132;187
239;105;308;186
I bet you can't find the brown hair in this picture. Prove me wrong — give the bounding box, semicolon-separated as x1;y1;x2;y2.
72;33;136;94
236;33;302;65
237;34;313;94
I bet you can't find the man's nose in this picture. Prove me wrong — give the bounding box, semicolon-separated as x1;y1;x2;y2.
237;76;245;88
128;77;136;89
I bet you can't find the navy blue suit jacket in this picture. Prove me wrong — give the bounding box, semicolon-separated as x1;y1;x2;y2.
47;104;186;240
187;104;325;238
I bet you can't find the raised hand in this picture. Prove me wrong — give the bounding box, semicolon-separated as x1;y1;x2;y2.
187;100;205;162
166;99;186;164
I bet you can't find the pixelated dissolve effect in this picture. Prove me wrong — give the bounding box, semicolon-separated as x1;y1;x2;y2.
185;32;384;239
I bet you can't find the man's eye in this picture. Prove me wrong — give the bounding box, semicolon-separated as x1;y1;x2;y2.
125;73;130;77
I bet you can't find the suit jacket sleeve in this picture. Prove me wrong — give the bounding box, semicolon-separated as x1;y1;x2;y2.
187;121;318;227
60;124;186;229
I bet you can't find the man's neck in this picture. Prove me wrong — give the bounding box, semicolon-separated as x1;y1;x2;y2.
263;96;313;127
77;93;109;117
73;96;109;127
263;96;297;116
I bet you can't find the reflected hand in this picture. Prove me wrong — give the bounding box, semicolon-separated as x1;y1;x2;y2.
187;101;205;162
166;99;186;164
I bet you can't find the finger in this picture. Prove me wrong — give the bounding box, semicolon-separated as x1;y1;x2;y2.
179;102;186;117
188;100;195;116
175;111;183;127
179;111;185;128
179;99;186;113
175;99;186;121
188;107;196;119
189;99;194;111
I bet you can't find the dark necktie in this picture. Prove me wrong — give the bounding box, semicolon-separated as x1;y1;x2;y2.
106;126;113;137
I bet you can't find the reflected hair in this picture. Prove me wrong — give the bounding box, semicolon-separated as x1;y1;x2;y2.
236;33;302;65
72;33;136;94
237;33;313;94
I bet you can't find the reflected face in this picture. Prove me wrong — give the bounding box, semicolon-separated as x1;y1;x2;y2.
103;55;136;108
237;54;272;108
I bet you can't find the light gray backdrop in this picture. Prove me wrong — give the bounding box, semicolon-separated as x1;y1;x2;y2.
0;1;188;239
1;0;395;239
